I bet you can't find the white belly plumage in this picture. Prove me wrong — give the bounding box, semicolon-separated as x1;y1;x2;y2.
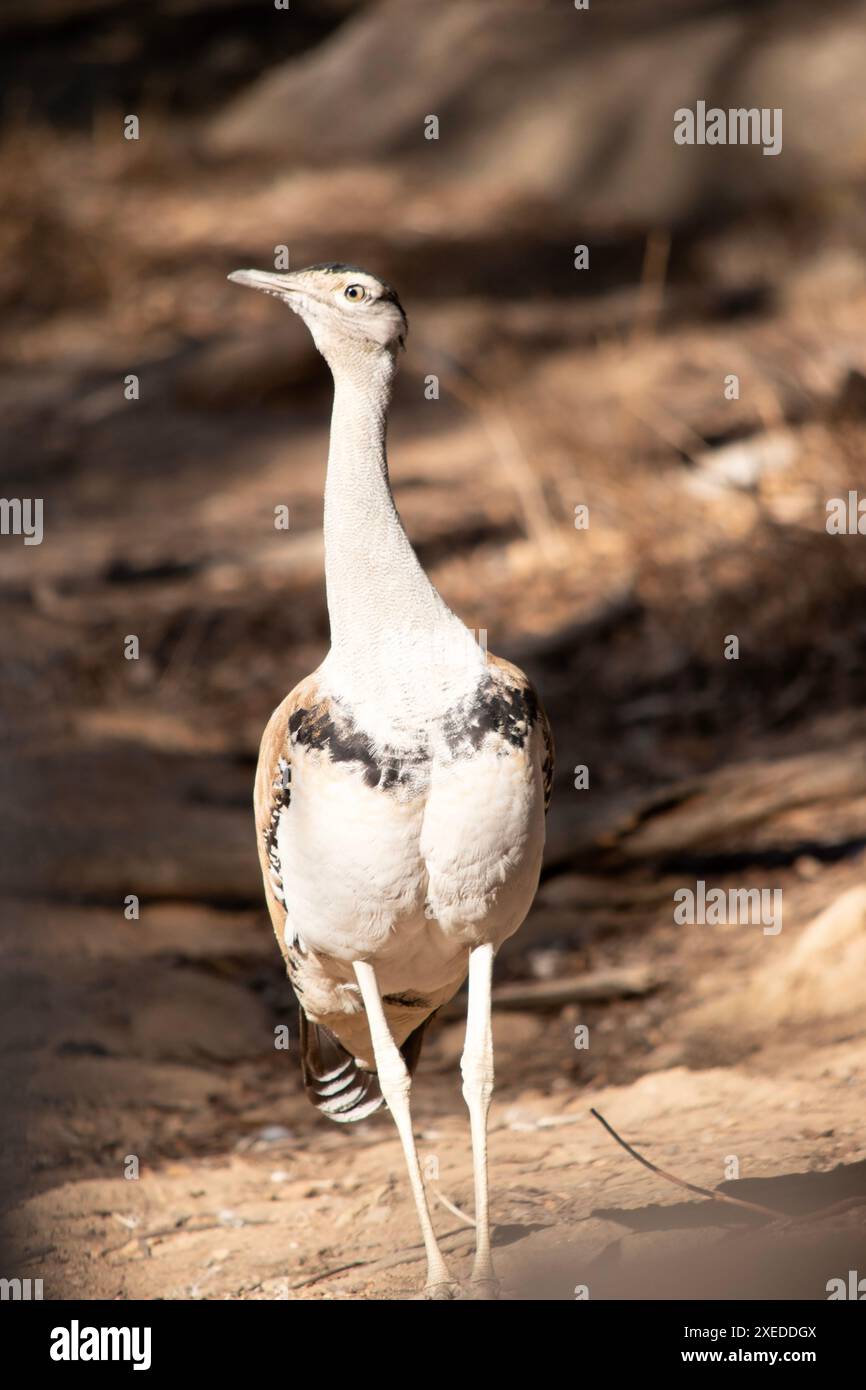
276;727;546;1014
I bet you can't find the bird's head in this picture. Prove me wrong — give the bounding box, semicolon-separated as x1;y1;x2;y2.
227;263;408;367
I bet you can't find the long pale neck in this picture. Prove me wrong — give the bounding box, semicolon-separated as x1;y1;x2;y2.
321;349;482;740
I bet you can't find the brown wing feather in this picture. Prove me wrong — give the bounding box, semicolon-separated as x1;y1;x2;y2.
253;672;321;961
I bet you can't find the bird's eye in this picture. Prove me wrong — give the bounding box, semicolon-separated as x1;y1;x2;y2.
343;284;366;302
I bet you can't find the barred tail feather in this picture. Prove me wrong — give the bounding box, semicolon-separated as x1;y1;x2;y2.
299;1010;432;1124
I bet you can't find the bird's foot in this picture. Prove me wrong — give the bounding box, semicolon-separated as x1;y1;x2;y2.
467;1276;500;1300
422;1279;462;1300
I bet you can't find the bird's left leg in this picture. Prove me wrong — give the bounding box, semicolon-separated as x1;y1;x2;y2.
353;960;459;1300
460;941;498;1298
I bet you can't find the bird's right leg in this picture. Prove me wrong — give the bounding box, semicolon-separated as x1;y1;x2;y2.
353;960;459;1299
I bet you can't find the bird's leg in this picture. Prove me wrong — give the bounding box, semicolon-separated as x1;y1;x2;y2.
461;941;498;1298
353;960;459;1300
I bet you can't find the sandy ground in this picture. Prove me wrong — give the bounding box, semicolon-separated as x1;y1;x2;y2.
4;848;866;1300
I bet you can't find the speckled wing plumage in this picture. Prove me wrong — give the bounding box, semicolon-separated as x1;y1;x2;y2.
253;675;313;939
486;653;554;814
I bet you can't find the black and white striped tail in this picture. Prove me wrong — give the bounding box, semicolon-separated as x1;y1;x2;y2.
299;1011;431;1124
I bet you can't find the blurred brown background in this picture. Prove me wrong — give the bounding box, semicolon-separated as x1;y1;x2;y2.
2;0;866;1300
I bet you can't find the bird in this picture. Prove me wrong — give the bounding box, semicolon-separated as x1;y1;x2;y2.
228;262;553;1299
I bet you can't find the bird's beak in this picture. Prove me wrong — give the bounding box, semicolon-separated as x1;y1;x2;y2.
227;269;302;303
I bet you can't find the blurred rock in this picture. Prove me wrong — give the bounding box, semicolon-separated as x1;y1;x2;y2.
687;429;796;496
689;887;866;1034
759;887;866;1024
208;0;866;233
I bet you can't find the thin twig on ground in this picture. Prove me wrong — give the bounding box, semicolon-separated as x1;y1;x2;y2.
431;1187;476;1227
589;1108;784;1221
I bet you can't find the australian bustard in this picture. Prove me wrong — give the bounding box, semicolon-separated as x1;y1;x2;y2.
229;263;553;1299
